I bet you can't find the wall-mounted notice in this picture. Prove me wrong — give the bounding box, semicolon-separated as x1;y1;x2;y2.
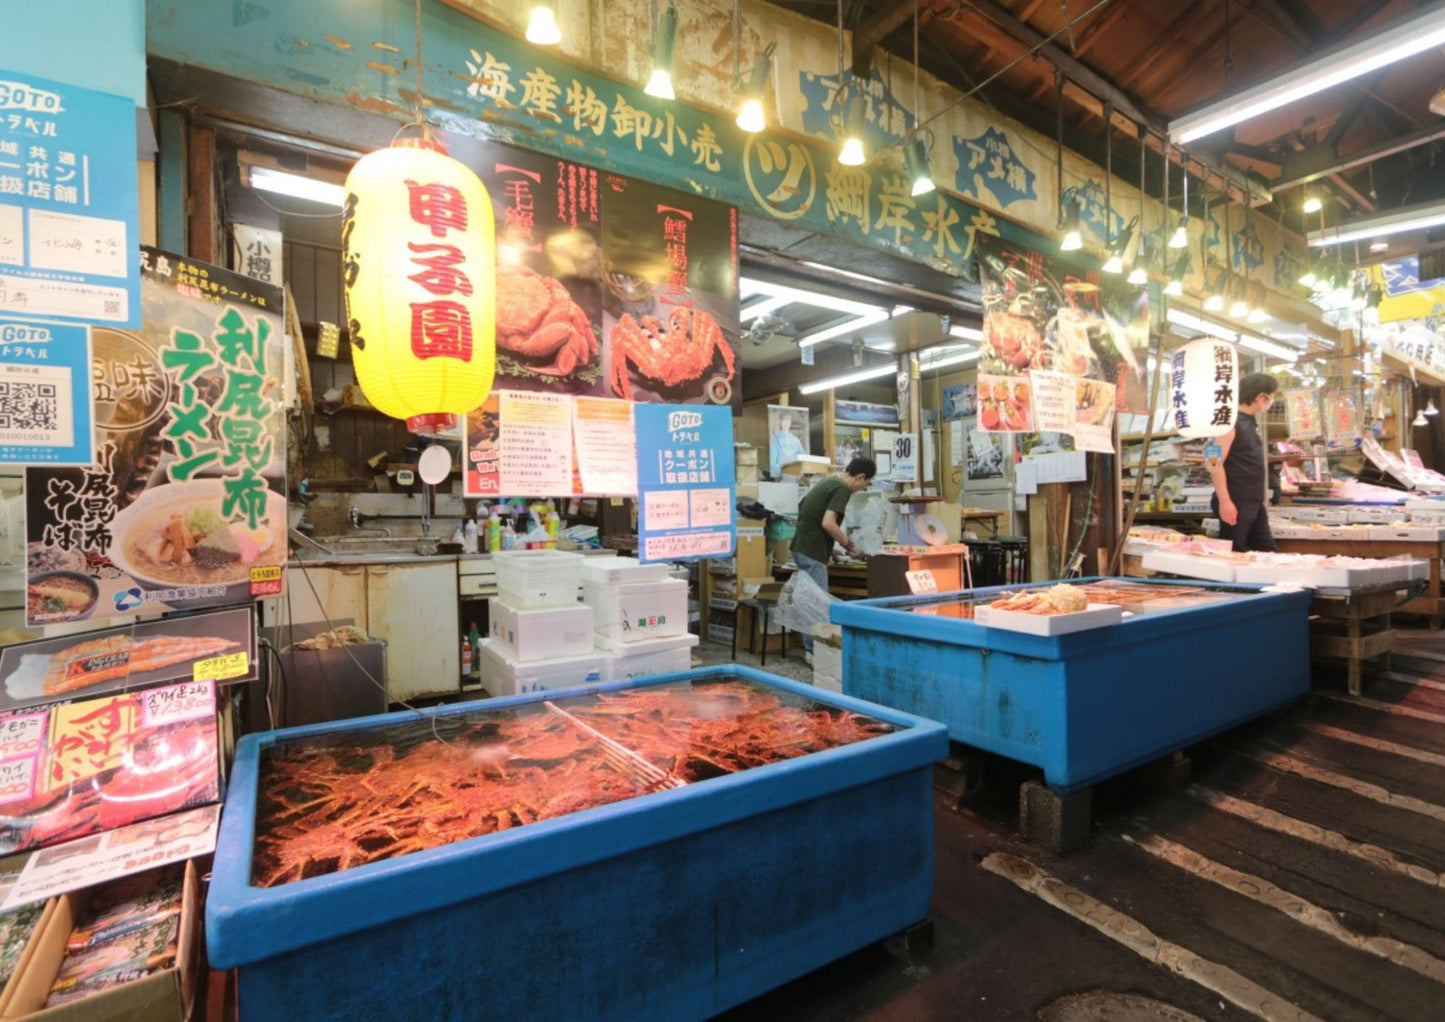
573;396;637;495
634;403;735;563
498;390;573;495
0;317;92;465
0;69;140;327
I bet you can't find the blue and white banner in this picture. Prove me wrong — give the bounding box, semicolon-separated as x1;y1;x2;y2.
634;404;735;563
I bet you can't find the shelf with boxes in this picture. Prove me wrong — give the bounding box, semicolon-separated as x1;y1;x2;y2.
477;552;697;696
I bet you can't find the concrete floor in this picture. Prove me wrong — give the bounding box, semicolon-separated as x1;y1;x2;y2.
704;631;1445;1022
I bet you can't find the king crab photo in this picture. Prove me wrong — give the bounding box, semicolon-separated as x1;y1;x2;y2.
609;306;736;402
495;266;598;377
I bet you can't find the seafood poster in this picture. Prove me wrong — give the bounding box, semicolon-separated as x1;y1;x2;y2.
601;177;740;408
0;606;256;714
976;374;1035;433
25;249;286;627
0;680;220;856
463;142;606;396
633;403;736;563
1284;388;1322;439
976;233;1149;421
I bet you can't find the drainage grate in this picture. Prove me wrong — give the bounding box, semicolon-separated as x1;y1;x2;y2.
1038;990;1208;1022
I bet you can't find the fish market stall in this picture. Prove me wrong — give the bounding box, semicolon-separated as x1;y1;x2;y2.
206;666;947;1022
832;578;1311;845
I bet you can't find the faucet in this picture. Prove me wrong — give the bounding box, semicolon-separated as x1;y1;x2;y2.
349;507;393;536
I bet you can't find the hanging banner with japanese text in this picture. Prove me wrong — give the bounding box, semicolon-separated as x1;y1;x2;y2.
634;403;735;563
0;318;93;465
25;249;286;626
1168;339;1236;439
0;68;139;328
1284;388;1322;440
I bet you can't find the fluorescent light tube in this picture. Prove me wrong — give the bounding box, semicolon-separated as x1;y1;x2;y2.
949;324;984;341
1238;333;1300;362
249;166;345;206
798;310;890;349
743;278;882;318
1169;7;1445;143
1166;308;1237;342
739;295;790;323
799;362;896;395
1308;198;1445;247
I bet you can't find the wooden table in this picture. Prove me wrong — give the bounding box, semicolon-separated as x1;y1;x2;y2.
1275;537;1445;627
958;508;1005;537
1306;585;1403;695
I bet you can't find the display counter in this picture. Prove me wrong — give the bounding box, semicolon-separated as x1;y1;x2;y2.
1274;535;1445;626
831;578;1312;795
206;666;947;1022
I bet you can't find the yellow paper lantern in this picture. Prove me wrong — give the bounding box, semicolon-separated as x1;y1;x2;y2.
342;138;496;433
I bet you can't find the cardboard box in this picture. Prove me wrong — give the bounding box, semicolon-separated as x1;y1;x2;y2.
2;862;198;1021
734;446;759;466
489;601;594;662
734;483;760;501
735;519;769;579
583;578;689;642
0;900;55;1017
736;464;759;484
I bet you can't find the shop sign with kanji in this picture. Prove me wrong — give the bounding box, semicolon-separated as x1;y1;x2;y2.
24;249;286;626
0;69;140;327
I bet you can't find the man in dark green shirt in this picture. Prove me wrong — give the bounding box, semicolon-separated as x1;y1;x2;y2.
792;457;876;661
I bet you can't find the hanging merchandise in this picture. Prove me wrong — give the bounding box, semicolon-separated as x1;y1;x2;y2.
1168;338;1237;439
342;137;497;433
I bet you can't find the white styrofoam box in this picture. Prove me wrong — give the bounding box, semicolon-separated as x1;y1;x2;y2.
584;578;689;642
578;555;671;586
1347;506;1404;524
1232;560;1318;586
756;481;801;517
489;600;594;662
812;642;842;693
974;602;1123;636
1269;523;1315;540
1283;506;1351;524
1404;558;1430;582
1370;524;1445;542
477;639;606;697
1406;501;1445;524
598;632;699;681
1140;549;1238;583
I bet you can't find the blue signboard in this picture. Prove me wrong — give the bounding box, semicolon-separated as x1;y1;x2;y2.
634;404;736;564
0;318;92;465
0;69;140;327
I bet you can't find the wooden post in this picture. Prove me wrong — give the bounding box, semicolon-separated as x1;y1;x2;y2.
186;124;217;263
824;391;837;468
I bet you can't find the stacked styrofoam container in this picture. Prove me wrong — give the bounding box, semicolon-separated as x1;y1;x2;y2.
581;557;689;645
481;551;604;696
597;632;699;681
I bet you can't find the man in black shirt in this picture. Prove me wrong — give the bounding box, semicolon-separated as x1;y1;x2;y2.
1208;372;1279;552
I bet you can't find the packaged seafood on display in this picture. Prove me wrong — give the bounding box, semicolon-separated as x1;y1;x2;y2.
488;601;594;662
597;632;698;681
584;578;688;642
1405;500;1445;524
1346;506;1404;524
206;668;947;1022
1140;549;1243;583
577;556;670;587
975;602;1123;636
477;640;605;697
1369;524;1445;542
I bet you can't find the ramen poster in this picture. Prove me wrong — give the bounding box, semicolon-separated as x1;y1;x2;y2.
25;249;286;626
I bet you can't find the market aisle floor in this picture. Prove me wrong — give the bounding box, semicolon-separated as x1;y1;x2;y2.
711;629;1445;1022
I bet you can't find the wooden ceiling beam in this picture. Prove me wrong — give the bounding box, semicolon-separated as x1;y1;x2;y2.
1273;120;1445;192
1245;0;1317;49
1072;3;1134;60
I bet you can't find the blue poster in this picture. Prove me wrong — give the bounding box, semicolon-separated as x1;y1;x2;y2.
0;318;92;465
0;70;140;327
634;404;736;564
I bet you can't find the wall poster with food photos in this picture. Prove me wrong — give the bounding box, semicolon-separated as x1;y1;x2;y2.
24;249;286;627
975;234;1147;436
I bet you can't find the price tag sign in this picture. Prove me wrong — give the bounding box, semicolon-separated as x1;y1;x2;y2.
317;321;340;358
193;652;250;683
1204;441;1223;469
905;570;938;594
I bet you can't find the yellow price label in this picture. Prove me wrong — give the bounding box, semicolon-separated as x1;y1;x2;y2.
193;651;250;682
250;565;283;583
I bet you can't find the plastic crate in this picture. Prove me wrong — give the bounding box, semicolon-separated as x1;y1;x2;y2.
492;550;584;608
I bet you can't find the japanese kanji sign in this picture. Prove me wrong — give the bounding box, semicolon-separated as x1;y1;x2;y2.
25;250;286;625
634;404;735;563
0;69;140;327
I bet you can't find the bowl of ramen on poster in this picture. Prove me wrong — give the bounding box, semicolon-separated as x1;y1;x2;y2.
106;478;285;605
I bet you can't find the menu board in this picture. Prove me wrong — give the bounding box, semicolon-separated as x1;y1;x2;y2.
24;249;286;626
602;176;740;407
0;680;220;856
634;404;735;563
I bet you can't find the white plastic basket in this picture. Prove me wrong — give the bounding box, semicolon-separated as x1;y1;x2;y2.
492;550;585;609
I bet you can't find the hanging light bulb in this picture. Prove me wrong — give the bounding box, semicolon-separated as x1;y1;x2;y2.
733;26;774;134
1102;218;1135;274
1427;398;1440;417
905;137;934;196
1414;410;1429;427
736;95;766;134
1163;255;1184;296
525;1;562;45
1302;194;1322;214
1228;280;1250;319
644;1;680;100
1059;200;1083;251
1297;264;1318;289
1248;304;1269;323
838;98;866;166
1127;259;1148;286
1167;215;1188;249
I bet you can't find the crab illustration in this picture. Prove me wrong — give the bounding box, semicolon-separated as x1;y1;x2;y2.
609;307;735;401
495;266;597;376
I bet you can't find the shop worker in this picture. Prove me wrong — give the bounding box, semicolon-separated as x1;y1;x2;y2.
770;411;806;479
793;458;876;660
1208;372;1280;553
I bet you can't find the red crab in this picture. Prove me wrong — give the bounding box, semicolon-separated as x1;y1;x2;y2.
496;266;597;376
609;307;735;401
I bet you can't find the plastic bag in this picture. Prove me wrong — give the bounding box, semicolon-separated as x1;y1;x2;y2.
854;497;887;556
772;569;839;637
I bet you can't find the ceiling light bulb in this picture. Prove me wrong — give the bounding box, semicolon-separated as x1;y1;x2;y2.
644;68;675;100
1127;264;1148;286
1102;254;1124;274
1297;268;1317;289
1163;278;1183;297
525;3;562;45
644;1;679;100
1229;297;1250;319
1369;239;1389;253
1414;411;1429;427
1302;195;1322;214
1248;305;1269;323
1167;218;1188;248
838;135;866;166
905;137;934;197
736;97;766;133
1428;399;1440;417
1203;293;1225;312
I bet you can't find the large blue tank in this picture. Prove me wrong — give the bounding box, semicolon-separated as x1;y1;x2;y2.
206;666;948;1021
832;577;1312;792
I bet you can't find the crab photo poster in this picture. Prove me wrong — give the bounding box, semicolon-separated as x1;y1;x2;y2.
460;141;605;397
25;250;287;628
601;176;740;408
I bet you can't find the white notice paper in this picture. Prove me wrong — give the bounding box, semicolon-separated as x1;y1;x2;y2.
949;420;965;468
0;205;21;266
499;390;573;495
28;208;127;278
572;397;637;495
643;489;689;531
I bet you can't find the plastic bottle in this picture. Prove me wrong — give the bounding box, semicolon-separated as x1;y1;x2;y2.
544;505;561;548
487;507;502;554
449;523;464;549
461;633;473;679
463;518;478;554
468;622;482;677
501;519;517;550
